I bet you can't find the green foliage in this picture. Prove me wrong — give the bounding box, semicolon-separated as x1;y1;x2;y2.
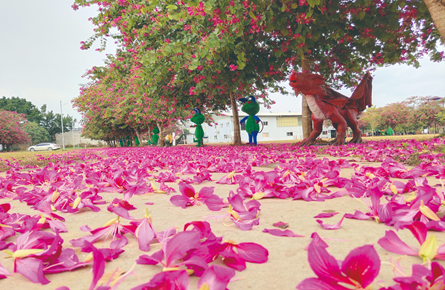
24;122;51;145
0;98;77;142
0;109;30;151
0;96;42;123
360;96;445;135
39;105;76;142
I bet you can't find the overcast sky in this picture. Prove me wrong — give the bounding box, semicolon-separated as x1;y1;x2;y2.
1;1;444;124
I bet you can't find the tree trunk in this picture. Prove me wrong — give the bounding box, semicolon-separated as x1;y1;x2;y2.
423;0;445;44
135;128;141;146
147;127;153;144
301;57;313;139
230;92;242;145
157;122;165;147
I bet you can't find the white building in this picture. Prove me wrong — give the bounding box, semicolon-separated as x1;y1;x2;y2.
185;112;303;144
320;125;337;139
55;129;104;147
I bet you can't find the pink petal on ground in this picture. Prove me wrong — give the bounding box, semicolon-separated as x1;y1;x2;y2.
204;195;228;211
130;270;189;290
228;192;246;212
80;225;92;232
198;265;236;290
236;242;269;263
232;217;260;231
48;219;68;233
163;231;201;267
82;242;106;290
0;261;12;278
344;210;371;220
272;221;289;229
434;244;445;260
0;203;11;213
179;182;196;198
404;221;428;245
262;228;304;237
314;212;339;219
197;186;216;199
341;245;380;288
310;232;329;249
136;250;163;265
184;221;212;239
377;203;394;223
144;202;154;205
14;258;50;285
377;230;418;256
426;221;445;231
307;242;348;284
316;215;345;230
296;277;340;290
135;218;156;252
170;195;190;209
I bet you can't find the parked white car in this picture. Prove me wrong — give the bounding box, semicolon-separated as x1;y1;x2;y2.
28;143;61;151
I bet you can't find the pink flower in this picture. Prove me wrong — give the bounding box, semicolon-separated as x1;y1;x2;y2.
229;64;238;71
297;238;380;289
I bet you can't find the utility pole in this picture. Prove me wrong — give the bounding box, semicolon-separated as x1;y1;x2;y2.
60;101;65;151
72;121;75;150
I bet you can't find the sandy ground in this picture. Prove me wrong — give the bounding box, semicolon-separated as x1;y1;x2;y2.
0;154;444;290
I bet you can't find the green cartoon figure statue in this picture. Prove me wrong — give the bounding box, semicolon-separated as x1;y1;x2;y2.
239;95;261;145
126;136;131;147
119;138;124;147
191;108;205;147
134;135;140;146
152;127;160;146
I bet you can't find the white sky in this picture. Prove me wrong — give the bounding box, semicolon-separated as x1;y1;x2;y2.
1;1;444;123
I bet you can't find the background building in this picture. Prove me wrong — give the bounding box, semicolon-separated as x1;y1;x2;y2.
184;112;303;144
55;128;104;147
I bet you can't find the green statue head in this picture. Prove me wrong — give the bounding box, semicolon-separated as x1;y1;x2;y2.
191;108;205;125
152;127;159;134
239;95;260;116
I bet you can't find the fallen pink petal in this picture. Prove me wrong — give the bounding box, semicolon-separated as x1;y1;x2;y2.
262;228;304;237
316;215;346;230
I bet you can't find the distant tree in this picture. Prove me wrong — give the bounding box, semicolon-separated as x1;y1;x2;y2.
357;117;370;133
0;109;30;151
360;106;383;136
39;105;76;141
380;103;412;134
0;96;42;123
406;96;444;133
24;122;51;145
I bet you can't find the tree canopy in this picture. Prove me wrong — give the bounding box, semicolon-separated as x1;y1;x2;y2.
72;0;444;143
0;96;42;124
0;110;30;151
0;98;76;142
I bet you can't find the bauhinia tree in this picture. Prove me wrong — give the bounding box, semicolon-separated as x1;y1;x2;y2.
0;110;30;151
73;51;191;144
405;96;444;133
73;0;444;142
73;0;294;145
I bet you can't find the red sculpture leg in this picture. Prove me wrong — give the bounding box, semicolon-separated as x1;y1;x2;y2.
300;115;323;146
329;112;348;146
345;110;363;144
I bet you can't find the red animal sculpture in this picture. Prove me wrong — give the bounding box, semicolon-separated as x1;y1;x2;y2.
289;72;372;146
